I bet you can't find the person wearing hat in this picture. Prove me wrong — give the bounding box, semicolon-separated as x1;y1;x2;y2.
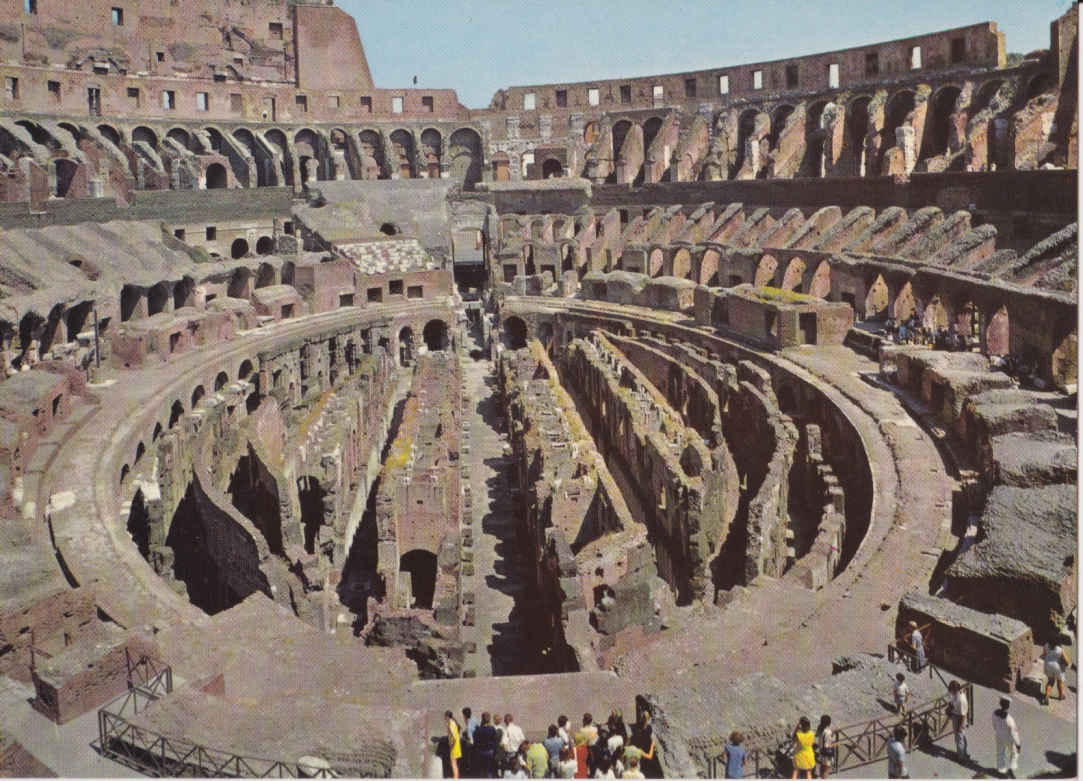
991;697;1021;778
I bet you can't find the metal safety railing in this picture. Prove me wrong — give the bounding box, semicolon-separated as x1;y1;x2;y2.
94;654;389;778
702;680;974;778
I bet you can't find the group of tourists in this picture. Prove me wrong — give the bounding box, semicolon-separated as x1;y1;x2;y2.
885;315;972;352
439;636;1070;780
443;708;660;779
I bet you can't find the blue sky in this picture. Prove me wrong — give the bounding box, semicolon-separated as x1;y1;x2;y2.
337;0;1073;108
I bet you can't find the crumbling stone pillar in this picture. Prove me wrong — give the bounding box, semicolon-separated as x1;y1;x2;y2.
897;125;916;175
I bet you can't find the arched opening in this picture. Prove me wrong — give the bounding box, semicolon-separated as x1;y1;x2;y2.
777;385;798;415
420;128;442;178
1025;73;1053;102
228;267;251;299
781;257;806;291
255;236;274;255
803;101;829;177
379;222;399;236
358;129;387;180
399;550;438;609
234;128;274;187
754;255;778;287
864;274;889;320
147;282;169;316
609;120;633;184
769;105;795;151
808;260;832;298
168;399;185;429
167;478;270;615
920;86;962;164
173;277;194;310
205;163;228;189
238;359;254;381
524;245;536;276
132;126;158;150
846;96;872;176
649;248;665;277
214;371;229;392
293;129;323;182
448;128;483;189
881;91;916;169
97;124;122;148
922;295;951;332
134;441;146;465
541;158;563;178
423;319;449;352
297;475;327;555
121;283;141;320
152;422;163;442
227;444;284;555
65;301;91;341
561;245;574;273
265;128;293;187
191;385;206;408
733;109;760;176
127;488;151;558
503;316;528;350
892;281;916;321
231;238;249;259
984;305;1010;356
55;158;79;197
670;248;691;280
256;263;275;289
538;322;554;354
388;129;416;178
971;80;1004;115
397;326;414;367
167;128;192;151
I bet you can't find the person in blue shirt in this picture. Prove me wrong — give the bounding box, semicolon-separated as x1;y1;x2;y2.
723;731;746;778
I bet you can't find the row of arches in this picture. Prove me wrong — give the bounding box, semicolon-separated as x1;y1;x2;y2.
91;121;486;190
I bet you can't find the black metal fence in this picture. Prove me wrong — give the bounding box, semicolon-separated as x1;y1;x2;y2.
703;679;974;778
94;653;389;778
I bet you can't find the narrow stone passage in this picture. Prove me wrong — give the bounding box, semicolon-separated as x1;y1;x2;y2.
461;344;528;676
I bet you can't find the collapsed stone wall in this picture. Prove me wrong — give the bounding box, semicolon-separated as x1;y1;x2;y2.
362;351;465;678
558;332;739;603
113;323;402;627
499;339;663;671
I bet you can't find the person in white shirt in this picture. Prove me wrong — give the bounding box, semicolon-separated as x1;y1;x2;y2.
1042;641;1069;704
947;680;969;759
991;697;1021;778
501;713;525;755
557;715;572;748
893;673;910;715
907;621;926;670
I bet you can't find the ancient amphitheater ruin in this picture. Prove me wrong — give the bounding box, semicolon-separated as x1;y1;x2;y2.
0;1;1077;777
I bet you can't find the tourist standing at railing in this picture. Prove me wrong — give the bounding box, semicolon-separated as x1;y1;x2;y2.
893;673;910;715
946;681;969;760
991;697;1021;779
907;622;926;671
474;712;500;779
557;715;572;748
502;714;526;756
815;715;835;779
792;717;816;779
629;710;660;779
1041;640;1070;705
446;710;463;780
463;707;480;777
722;731;747;779
886;726;908;779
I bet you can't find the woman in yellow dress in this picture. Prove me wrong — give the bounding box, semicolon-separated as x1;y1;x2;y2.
792;716;816;779
446;710;462;779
